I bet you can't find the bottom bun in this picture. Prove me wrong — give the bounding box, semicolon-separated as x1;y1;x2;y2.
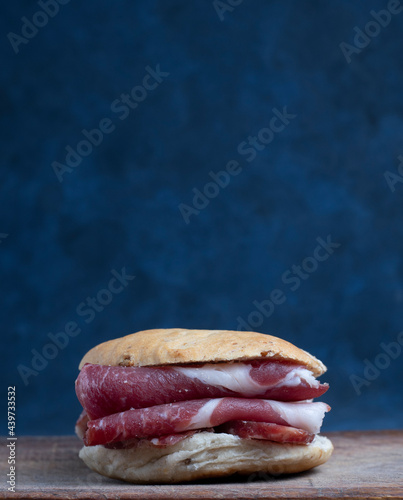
79;432;333;483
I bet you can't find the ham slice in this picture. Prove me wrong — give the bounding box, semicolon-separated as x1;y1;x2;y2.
101;423;312;448
84;397;329;446
103;430;200;449
76;361;328;419
219;421;314;444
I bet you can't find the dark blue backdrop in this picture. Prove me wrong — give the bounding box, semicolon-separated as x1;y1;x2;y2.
1;0;403;434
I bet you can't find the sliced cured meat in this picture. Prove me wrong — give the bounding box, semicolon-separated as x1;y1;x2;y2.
97;422;311;450
76;361;328;419
84;397;329;446
149;430;199;448
104;430;200;450
220;420;314;444
85;399;207;446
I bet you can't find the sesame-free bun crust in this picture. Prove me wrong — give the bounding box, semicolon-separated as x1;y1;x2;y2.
79;433;333;484
79;329;326;376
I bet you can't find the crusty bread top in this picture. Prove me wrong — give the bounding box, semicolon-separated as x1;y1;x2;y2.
78;329;326;376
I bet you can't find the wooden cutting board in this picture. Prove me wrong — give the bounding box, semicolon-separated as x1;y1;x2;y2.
1;431;402;499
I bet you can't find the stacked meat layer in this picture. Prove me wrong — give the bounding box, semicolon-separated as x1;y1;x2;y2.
75;359;329;449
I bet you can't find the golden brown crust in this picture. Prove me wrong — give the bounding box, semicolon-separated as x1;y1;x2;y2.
78;329;326;376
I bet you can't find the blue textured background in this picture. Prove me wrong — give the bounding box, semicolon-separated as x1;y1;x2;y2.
1;0;403;434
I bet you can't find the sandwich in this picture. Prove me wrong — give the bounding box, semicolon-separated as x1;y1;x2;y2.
75;328;333;483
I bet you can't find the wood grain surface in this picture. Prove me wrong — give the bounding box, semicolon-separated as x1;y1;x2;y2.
1;431;402;499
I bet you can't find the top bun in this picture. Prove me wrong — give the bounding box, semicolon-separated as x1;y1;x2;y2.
78;329;326;377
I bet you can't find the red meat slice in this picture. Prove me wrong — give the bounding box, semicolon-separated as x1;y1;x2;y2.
76;361;328;419
83;397;329;446
220;420;315;444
